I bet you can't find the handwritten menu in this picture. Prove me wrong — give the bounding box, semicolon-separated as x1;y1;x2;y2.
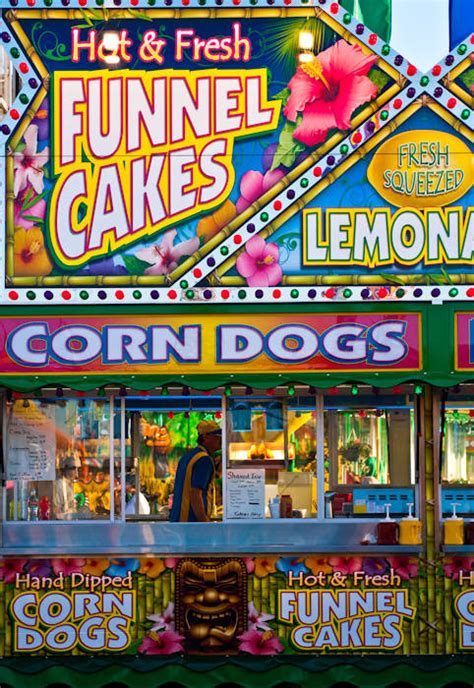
226;468;265;519
6;402;56;481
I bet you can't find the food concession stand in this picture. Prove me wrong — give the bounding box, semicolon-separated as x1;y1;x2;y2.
0;0;472;685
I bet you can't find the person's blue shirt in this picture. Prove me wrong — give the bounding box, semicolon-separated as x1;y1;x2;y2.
170;445;214;522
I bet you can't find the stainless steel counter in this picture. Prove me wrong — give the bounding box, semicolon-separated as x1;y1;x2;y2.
2;520;422;555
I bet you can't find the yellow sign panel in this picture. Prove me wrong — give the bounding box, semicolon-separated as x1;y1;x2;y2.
367;130;473;208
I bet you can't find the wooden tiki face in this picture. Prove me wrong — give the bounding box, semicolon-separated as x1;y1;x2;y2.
176;558;247;652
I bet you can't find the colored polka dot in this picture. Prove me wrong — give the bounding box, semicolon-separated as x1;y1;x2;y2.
432;65;442;76
407;65;417;76
273;200;282;211
447;97;457;108
308;288;316;299
313;167;322;177
233;235;242;244
203;289;212;299
98;290;107;300
393;98;402;109
193;268;202;278
255;289;264;299
273;289;281;298
247;223;256;233
8;291;18;300
368;33;377;45
115;290;124;300
207;257;216;267
168;290;177;299
62;290;71;300
150;290;159;300
221;289;230;299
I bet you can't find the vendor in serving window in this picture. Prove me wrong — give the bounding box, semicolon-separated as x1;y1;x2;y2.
170;420;221;522
53;455;81;520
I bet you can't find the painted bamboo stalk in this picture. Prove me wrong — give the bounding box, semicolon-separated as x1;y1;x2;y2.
253;575;261;612
154;576;163;614
424;386;437;654
270;574;278;617
444;575;454;654
261;575;270;615
146;577;154;616
247;574;254;614
137;575;146;633
6;152;15;284
418;573;428;655
5;584;13;656
435;571;445;653
162;570;171;610
409;575;419;653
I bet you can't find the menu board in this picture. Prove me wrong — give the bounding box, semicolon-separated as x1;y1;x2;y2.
226;468;265;519
5;402;56;481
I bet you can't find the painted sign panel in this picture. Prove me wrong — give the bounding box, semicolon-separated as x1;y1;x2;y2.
0;313;422;374
455;313;474;370
1;7;471;303
0;554;473;656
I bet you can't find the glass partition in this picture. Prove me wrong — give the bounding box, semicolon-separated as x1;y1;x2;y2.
4;397;117;521
441;387;474;518
2;386;421;524
324;389;417;519
227;396;317;518
123;395;222;520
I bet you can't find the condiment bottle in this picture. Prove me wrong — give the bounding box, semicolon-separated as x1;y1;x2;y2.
399;503;422;545
280;494;293;518
376;504;399;545
444;502;464;545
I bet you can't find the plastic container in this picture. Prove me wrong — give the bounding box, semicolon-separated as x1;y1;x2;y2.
399;503;422;545
444;503;464;545
376;504;399;545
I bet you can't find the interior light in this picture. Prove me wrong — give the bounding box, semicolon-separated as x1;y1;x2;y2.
298;52;315;64
102;31;120;51
298;29;314;50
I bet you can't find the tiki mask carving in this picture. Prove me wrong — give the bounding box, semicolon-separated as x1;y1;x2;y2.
176;558;247;652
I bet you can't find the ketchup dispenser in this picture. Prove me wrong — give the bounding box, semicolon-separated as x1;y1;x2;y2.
376;503;399;545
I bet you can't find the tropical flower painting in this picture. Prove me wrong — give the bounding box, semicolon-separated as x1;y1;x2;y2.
7;14;396;285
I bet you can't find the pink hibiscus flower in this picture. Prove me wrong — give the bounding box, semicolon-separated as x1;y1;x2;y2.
248;601;274;632
386;556;419;581
236;235;282;287
236;169;285;214
243;557;256;574
443;556;473;579
147;602;175;632
138;630;185;655
51;558;86;577
328;555;363;575
238;629;283;656
0;558;28;583
135;229;199;276
13;124;49;197
284;40;378;146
